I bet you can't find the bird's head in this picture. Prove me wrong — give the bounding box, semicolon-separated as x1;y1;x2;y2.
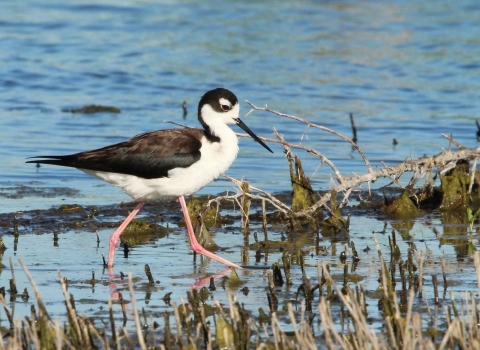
198;88;240;128
198;88;273;153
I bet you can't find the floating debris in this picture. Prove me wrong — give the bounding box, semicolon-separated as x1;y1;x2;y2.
62;105;121;114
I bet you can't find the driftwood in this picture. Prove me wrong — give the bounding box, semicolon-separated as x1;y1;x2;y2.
209;102;480;220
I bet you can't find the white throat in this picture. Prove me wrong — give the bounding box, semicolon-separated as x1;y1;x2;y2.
200;103;240;139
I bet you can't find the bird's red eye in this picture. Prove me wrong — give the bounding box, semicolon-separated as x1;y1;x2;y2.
220;104;231;111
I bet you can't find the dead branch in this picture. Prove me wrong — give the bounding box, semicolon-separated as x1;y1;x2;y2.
294;147;480;217
236;131;344;184
205;177;291;215
167;110;480;220
214;141;480;219
245;100;373;173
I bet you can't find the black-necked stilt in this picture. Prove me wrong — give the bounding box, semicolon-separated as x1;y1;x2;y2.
27;88;272;269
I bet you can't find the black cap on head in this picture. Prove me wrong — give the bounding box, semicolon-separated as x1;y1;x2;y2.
198;88;238;117
197;88;273;153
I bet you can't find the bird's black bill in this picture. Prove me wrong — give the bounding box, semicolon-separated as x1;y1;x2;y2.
235;118;273;153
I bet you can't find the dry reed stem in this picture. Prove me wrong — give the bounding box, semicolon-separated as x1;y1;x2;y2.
53;318;61;350
172;302;184;348
270;312;281;350
0;325;4;350
418;250;424;298
318;295;349;349
58;271;83;346
287;303;301;347
402;288;416;350
127;273;147;350
8;257;15;293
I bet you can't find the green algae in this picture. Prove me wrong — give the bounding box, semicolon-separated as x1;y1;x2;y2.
120;219;169;247
196;224;220;251
288;155;318;214
215;313;234;348
440;161;469;210
320;191;349;237
185;196;222;230
439;209;471;256
390;219;415;241
240;181;251;229
385;189;419;218
57;204;83;213
224;268;242;288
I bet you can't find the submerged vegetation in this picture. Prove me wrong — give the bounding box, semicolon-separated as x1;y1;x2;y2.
2;106;480;348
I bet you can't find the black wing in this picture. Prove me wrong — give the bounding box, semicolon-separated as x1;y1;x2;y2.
27;128;205;179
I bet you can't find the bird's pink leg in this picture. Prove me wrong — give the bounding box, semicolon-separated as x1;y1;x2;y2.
107;201;146;267
178;196;241;269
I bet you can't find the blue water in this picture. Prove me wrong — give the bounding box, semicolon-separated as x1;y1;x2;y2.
1;0;480;343
1;0;479;212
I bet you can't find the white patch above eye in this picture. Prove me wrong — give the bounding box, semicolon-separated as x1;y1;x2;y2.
219;98;232;108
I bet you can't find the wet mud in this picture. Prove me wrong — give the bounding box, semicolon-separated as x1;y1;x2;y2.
0;184;479;348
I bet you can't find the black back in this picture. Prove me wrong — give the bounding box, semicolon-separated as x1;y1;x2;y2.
27;128;206;179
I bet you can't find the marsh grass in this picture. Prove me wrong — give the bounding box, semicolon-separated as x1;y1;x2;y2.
1;252;480;350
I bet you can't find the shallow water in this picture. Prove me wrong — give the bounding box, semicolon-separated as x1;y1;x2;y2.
1;0;480;212
1;199;479;343
1;0;480;345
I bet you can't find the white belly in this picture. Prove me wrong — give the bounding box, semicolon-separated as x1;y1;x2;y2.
81;134;239;201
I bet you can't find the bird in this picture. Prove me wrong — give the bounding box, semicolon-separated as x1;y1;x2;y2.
27;88;273;269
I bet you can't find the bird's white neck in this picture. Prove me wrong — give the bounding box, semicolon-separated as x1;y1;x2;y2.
199;103;240;141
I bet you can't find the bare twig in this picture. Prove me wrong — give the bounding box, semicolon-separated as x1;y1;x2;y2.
245;100;373;173
204;146;480;220
273;128;344;184
169;108;480;220
469;158;478;195
441;133;465;150
294;147;480;217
